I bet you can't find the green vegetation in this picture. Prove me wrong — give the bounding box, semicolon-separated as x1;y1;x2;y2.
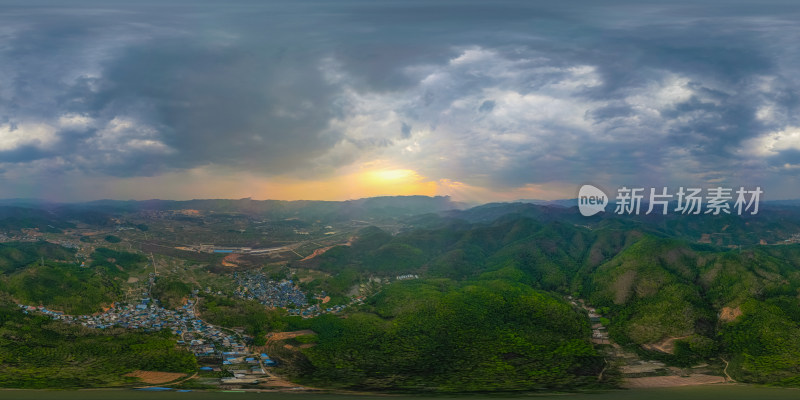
0;300;196;388
3;200;800;391
0;245;150;314
199;295;287;345
2;262;119;314
280;278;606;392
152;278;193;309
302;216;800;388
90;247;149;278
297;267;360;304
293;334;318;344
0;242;76;274
104;235;122;243
584;237;800;382
720;299;800;385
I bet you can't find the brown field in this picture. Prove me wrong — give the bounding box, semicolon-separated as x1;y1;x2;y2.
222;253;242;267
642;335;691;354
301;246;334;261
300;239;353;262
258;378;297;388
266;329;315;344
263;329;318;351
719;306;743;322
124;370;187;384
623;374;726;388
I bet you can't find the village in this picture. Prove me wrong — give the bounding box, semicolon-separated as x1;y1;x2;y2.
15;273;361;388
18;298;248;357
17;298;292;388
233;272;308;308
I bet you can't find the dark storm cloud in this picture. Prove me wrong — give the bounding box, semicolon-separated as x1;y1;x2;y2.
0;1;351;176
94;38;341;175
2;0;800;198
0;145;51;163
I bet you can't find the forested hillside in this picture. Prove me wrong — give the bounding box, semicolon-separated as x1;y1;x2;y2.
295;208;800;387
277;279;608;392
0;244;147;314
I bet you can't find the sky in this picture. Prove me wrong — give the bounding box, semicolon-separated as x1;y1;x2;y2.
1;0;800;203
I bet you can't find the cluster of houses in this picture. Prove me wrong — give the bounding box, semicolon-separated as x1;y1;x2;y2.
233;272;308;308
231;272;369;318
781;233;800;244
567;296;611;345
588;309;611;345
18;298;247;356
47;239;80;249
286;296;366;318
196;352;279;385
0;230;42;242
286;303;344;317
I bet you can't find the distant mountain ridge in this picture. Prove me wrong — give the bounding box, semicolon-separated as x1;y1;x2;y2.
0;195;467;228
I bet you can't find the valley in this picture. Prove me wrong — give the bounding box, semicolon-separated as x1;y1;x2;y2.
2;196;800;392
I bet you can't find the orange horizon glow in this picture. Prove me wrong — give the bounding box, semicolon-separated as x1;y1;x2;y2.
255;168;440;201
39;164;575;203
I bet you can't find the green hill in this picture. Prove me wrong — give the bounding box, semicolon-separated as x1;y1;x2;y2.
282;278;607;392
0;245;149;314
0;242;76;274
297;213;800;387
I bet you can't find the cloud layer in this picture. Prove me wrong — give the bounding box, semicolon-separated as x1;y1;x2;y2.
2;0;800;200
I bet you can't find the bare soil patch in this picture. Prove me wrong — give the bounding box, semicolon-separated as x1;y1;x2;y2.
222;253;241;267
267;330;315;344
719;306;743;322
642;335;691;354
623;374;725;388
301;246;334;261
124;370;187;384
